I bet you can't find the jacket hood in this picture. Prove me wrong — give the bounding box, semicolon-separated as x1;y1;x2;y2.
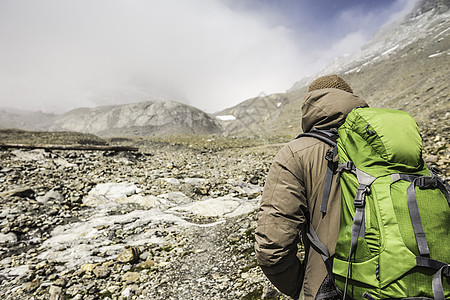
301;88;368;132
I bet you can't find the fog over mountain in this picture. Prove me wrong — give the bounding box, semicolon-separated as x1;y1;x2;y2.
0;0;448;137
0;0;419;114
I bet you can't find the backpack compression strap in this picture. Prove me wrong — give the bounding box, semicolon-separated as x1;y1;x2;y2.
296;129;338;214
391;173;450;300
391;174;450;256
416;257;450;300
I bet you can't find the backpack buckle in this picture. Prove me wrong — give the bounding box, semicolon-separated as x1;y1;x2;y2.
354;185;370;207
429;165;442;176
417;176;438;189
444;265;450;277
354;198;365;207
325;149;334;162
338;161;355;172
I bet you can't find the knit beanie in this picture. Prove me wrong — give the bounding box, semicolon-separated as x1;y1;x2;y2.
307;75;353;94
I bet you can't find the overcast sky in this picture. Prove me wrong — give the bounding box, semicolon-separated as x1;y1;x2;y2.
0;0;419;114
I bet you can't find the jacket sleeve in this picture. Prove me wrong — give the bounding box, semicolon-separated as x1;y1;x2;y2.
255;143;307;299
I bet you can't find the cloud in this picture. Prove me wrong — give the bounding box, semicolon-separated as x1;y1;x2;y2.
0;0;312;113
323;31;368;57
0;0;420;114
311;0;420;67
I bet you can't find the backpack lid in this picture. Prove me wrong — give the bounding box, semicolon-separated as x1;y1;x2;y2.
337;107;425;176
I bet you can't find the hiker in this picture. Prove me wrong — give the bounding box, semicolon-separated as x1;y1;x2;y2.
255;75;369;300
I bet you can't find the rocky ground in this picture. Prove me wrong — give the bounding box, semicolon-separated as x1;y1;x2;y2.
0;127;448;300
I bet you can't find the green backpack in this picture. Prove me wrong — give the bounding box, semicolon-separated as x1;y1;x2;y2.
300;107;450;299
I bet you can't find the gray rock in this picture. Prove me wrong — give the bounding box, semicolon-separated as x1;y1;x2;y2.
117;247;140;264
36;190;64;203
1;186;35;198
121;271;140;283
49;285;64;300
425;155;439;163
168;196;259;218
157;192;192;206
93;265;111;279
183;178;206;185
22;277;41;293
82;182;139;206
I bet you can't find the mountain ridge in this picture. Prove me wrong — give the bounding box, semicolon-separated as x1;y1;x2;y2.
0;99;224;136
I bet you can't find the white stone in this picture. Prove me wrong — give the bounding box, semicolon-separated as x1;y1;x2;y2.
0;232;18;243
169;196;259;217
11;149;47;161
162;178;181;185
82;182;138;206
1;265;29;280
183;178;206;185
53;158;77;168
37;209;189;269
158;192;192;206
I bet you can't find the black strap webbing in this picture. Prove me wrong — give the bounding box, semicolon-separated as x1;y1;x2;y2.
406;179;430;256
306;224;341;298
296;129;338;215
343;183;371;300
436;177;450;206
405;175;450;256
416;256;447;270
296;131;337;147
306;223;330;262
416;257;449;300
393;174;450;299
362;293;377;300
392;174;450;256
321;146;338;214
349;184;370;256
392;173;450;206
391;173;419;183
432;264;450;300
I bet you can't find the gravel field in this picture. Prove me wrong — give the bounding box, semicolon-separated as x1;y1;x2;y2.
0;125;448;300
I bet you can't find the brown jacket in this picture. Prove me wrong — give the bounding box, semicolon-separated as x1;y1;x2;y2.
255;88;368;299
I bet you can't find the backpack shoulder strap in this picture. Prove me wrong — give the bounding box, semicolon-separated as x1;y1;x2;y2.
296;129;337;147
298;129;344;297
296;129;338;214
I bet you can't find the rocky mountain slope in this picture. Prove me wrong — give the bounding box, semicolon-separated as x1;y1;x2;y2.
218;0;449;137
309;0;450;124
213;91;303;139
53;100;223;136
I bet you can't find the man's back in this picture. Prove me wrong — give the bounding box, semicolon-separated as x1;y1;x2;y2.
255;80;369;300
